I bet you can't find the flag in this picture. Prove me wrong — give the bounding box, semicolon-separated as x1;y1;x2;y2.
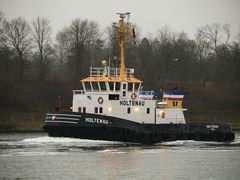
132;28;136;39
163;93;184;101
132;28;136;46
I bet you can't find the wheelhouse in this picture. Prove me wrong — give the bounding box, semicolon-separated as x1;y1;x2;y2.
79;66;142;94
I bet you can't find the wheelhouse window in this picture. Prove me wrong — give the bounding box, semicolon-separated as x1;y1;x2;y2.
115;82;120;91
109;82;114;91
128;83;133;92
95;107;98;113
99;107;103;114
92;82;99;91
100;82;107;91
85;82;91;91
83;107;86;113
78;107;81;113
122;83;127;90
134;83;140;92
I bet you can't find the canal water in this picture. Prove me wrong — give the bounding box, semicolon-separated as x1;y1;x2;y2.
0;132;240;180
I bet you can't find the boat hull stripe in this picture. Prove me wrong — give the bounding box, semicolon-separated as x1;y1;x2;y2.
45;120;78;124
46;117;79;121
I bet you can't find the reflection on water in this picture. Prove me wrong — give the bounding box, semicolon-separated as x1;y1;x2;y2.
0;132;240;179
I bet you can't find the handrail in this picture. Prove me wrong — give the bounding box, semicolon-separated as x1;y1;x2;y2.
89;67;134;78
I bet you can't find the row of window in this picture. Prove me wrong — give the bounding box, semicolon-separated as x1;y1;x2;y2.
95;107;103;114
78;107;103;114
127;107;150;114
78;107;86;113
83;82;141;92
78;107;151;115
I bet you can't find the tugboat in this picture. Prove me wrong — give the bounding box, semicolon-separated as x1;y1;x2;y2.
43;13;235;144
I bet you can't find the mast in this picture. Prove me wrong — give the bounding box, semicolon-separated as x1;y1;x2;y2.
115;12;132;78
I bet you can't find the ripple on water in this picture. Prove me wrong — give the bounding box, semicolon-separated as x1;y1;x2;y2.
0;132;240;157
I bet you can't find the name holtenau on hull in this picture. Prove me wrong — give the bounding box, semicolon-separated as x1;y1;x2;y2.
43;13;235;144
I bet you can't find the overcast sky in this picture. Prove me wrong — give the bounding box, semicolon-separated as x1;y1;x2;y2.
1;0;240;40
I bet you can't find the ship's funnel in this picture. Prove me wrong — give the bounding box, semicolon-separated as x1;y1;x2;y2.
163;91;188;108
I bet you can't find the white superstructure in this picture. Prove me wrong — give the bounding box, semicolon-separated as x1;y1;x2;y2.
72;66;186;124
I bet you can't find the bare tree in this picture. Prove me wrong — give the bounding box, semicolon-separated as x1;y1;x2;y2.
0;12;5;47
54;27;74;80
4;17;31;81
137;37;154;81
56;27;71;66
0;12;9;81
31;17;52;81
237;30;240;44
195;31;211;62
194;30;212;82
222;23;231;45
197;23;231;55
68;18;100;79
54;18;102;80
156;25;176;87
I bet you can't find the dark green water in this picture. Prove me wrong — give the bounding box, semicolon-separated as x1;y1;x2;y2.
0;132;240;179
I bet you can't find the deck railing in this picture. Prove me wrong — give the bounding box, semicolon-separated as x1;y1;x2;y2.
89;67;134;78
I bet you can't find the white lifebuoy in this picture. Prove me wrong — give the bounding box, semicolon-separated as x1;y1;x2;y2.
131;92;137;100
98;97;104;104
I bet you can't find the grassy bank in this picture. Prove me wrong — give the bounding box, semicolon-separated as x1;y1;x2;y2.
0;111;44;131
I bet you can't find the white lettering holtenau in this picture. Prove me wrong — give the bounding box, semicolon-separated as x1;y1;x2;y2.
85;117;109;125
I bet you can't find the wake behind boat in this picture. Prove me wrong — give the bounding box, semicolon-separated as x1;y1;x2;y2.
43;13;234;144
